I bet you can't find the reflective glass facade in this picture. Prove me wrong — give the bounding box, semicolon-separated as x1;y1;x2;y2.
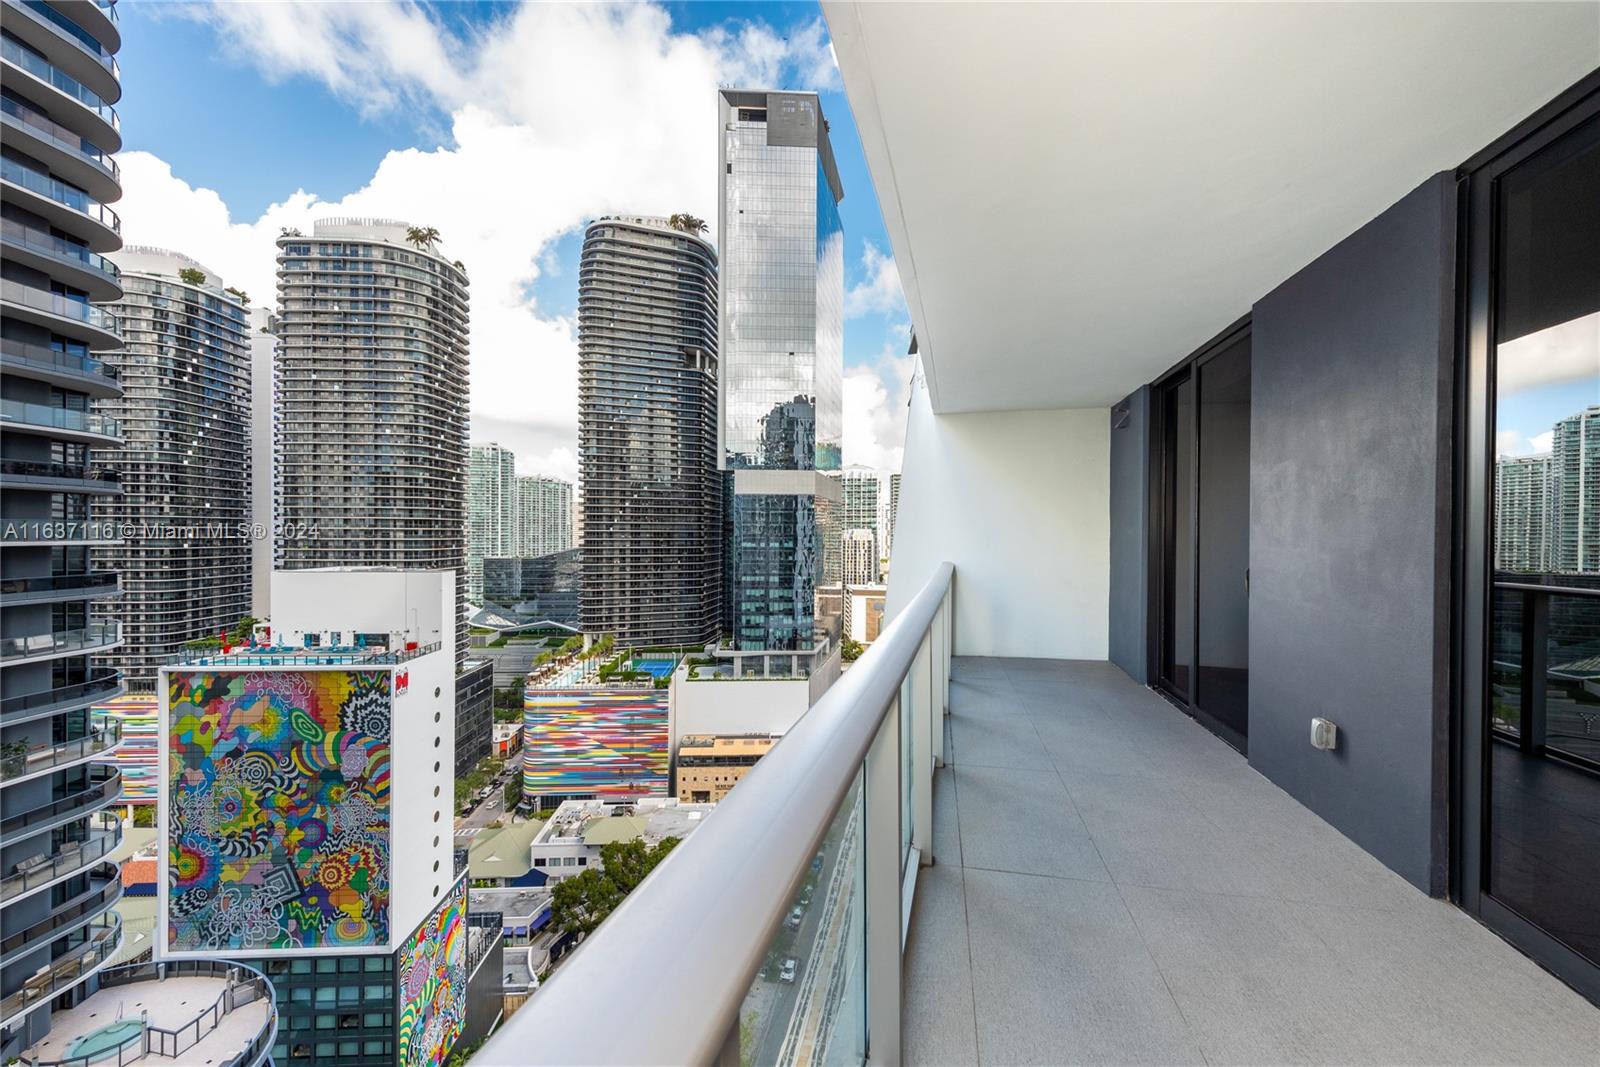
718;90;845;651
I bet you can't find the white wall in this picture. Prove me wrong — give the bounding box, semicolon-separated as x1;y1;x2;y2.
668;670;811;752
270;569;453;651
887;366;1111;660
389;644;456;942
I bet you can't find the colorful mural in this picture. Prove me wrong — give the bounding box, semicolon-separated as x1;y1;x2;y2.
396;875;467;1067
522;688;668;800
92;692;159;805
167;669;392;952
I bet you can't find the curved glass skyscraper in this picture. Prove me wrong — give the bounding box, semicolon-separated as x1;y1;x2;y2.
0;0;127;1050
93;246;251;690
274;218;471;664
578;215;720;646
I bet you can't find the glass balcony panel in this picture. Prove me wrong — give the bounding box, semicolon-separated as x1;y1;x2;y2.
0;95;117;178
0;817;120;903
0;157;120;233
0;398;119;436
736;767;865;1066
0;621;121;659
14;0;120;77
0;34;117;125
0;217;120;278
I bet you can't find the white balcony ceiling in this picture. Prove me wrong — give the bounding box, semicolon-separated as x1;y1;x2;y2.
823;2;1600;413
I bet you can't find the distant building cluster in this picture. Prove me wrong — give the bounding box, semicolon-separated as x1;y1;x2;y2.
467;442;574;604
1495;406;1600;574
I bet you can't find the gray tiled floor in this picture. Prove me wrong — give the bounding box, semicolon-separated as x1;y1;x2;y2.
902;657;1600;1066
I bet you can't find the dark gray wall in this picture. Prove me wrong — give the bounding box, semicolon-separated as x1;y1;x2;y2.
1108;387;1150;683
1249;172;1456;895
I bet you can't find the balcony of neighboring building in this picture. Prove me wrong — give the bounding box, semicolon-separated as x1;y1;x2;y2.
0;0;121;107
0;279;120;349
0;399;120;447
0;718;120;785
0;28;121;153
0;621;122;665
0;813;120;905
0;458;120;493
0;862;120;972
0;912;119;1034
0;765;118;842
0;672;123;727
0;218;122;303
0;92;120;202
0;570;120;608
0;157;120;253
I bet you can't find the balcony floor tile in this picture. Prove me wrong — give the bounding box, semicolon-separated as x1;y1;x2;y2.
903;657;1600;1066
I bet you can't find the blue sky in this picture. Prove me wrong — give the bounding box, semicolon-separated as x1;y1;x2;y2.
111;2;912;480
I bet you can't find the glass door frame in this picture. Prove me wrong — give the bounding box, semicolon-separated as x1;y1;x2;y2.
1456;71;1600;1007
1148;315;1252;754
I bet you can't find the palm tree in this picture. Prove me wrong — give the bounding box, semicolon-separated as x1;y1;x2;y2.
667;213;707;236
405;225;442;249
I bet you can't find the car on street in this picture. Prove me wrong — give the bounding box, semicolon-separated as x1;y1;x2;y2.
779;957;799;983
786;905;804;930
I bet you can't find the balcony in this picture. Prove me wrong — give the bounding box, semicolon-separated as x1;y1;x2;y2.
0;766;120;840
0;217;122;302
0;30;120;145
0;621;122;665
0;0;120;106
0;459;121;494
0;673;124;726
1;720;121;784
0;399;121;446
0;863;120;967
0;339;120;398
0;93;119;201
0;816;119;904
0;571;120;607
0;912;119;1033
0;157;120;251
0;279;120;349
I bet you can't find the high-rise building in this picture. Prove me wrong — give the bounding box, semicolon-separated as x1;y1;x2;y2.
467;443;518;604
841;528;877;586
1547;407;1600;575
274;218;470;665
515;474;573;559
841;466;882;582
577;215;719;646
92;247;251;690
160;569;465;1067
249;306;277;617
887;471;901;558
717;90;845;653
1495;453;1551;573
0;2;131;1051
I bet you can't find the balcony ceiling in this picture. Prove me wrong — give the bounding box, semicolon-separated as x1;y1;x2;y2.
823;2;1600;413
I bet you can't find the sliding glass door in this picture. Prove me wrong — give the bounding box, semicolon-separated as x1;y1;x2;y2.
1462;83;1599;1004
1153;323;1252;752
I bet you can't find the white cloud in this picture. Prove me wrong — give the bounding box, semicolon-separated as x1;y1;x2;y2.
1496;311;1600;397
843;341;914;473
121;2;841;480
844;240;903;319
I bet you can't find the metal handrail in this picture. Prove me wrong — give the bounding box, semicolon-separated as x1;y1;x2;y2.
0;672;121;716
0;338;120;380
477;561;954;1065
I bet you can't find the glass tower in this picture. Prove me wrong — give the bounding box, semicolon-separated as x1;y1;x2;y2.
467;443;517;604
718;90;845;652
577;216;719;646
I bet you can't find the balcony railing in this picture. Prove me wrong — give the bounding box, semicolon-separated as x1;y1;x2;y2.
82;959;278;1067
0;621;122;662
0;674;122;721
0;399;120;437
0;157;120;234
0;280;119;334
0;95;118;180
0;864;120;961
0;766;121;839
0;913;120;1030
1;720;121;783
0;571;120;599
166;641;442;667
477;562;954;1065
10;0;120;80
0;30;120;129
0;459;121;486
0;338;120;382
0;217;121;281
0;818;120;904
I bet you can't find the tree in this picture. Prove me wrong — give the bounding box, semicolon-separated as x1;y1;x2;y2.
405;225;441;249
841;636;865;662
668;213;707;235
177;267;206;286
549;836;681;938
224;286;250;305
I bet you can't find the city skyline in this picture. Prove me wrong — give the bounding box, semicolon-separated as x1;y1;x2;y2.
107;4;914;487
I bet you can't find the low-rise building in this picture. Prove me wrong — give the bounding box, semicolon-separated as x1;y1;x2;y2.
528;798;714;882
842;584;888;646
674;734;778;803
456;658;494;777
493;721;524;758
466;821;548;888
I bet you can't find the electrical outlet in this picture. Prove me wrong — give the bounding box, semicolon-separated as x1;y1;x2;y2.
1310;717;1338;751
